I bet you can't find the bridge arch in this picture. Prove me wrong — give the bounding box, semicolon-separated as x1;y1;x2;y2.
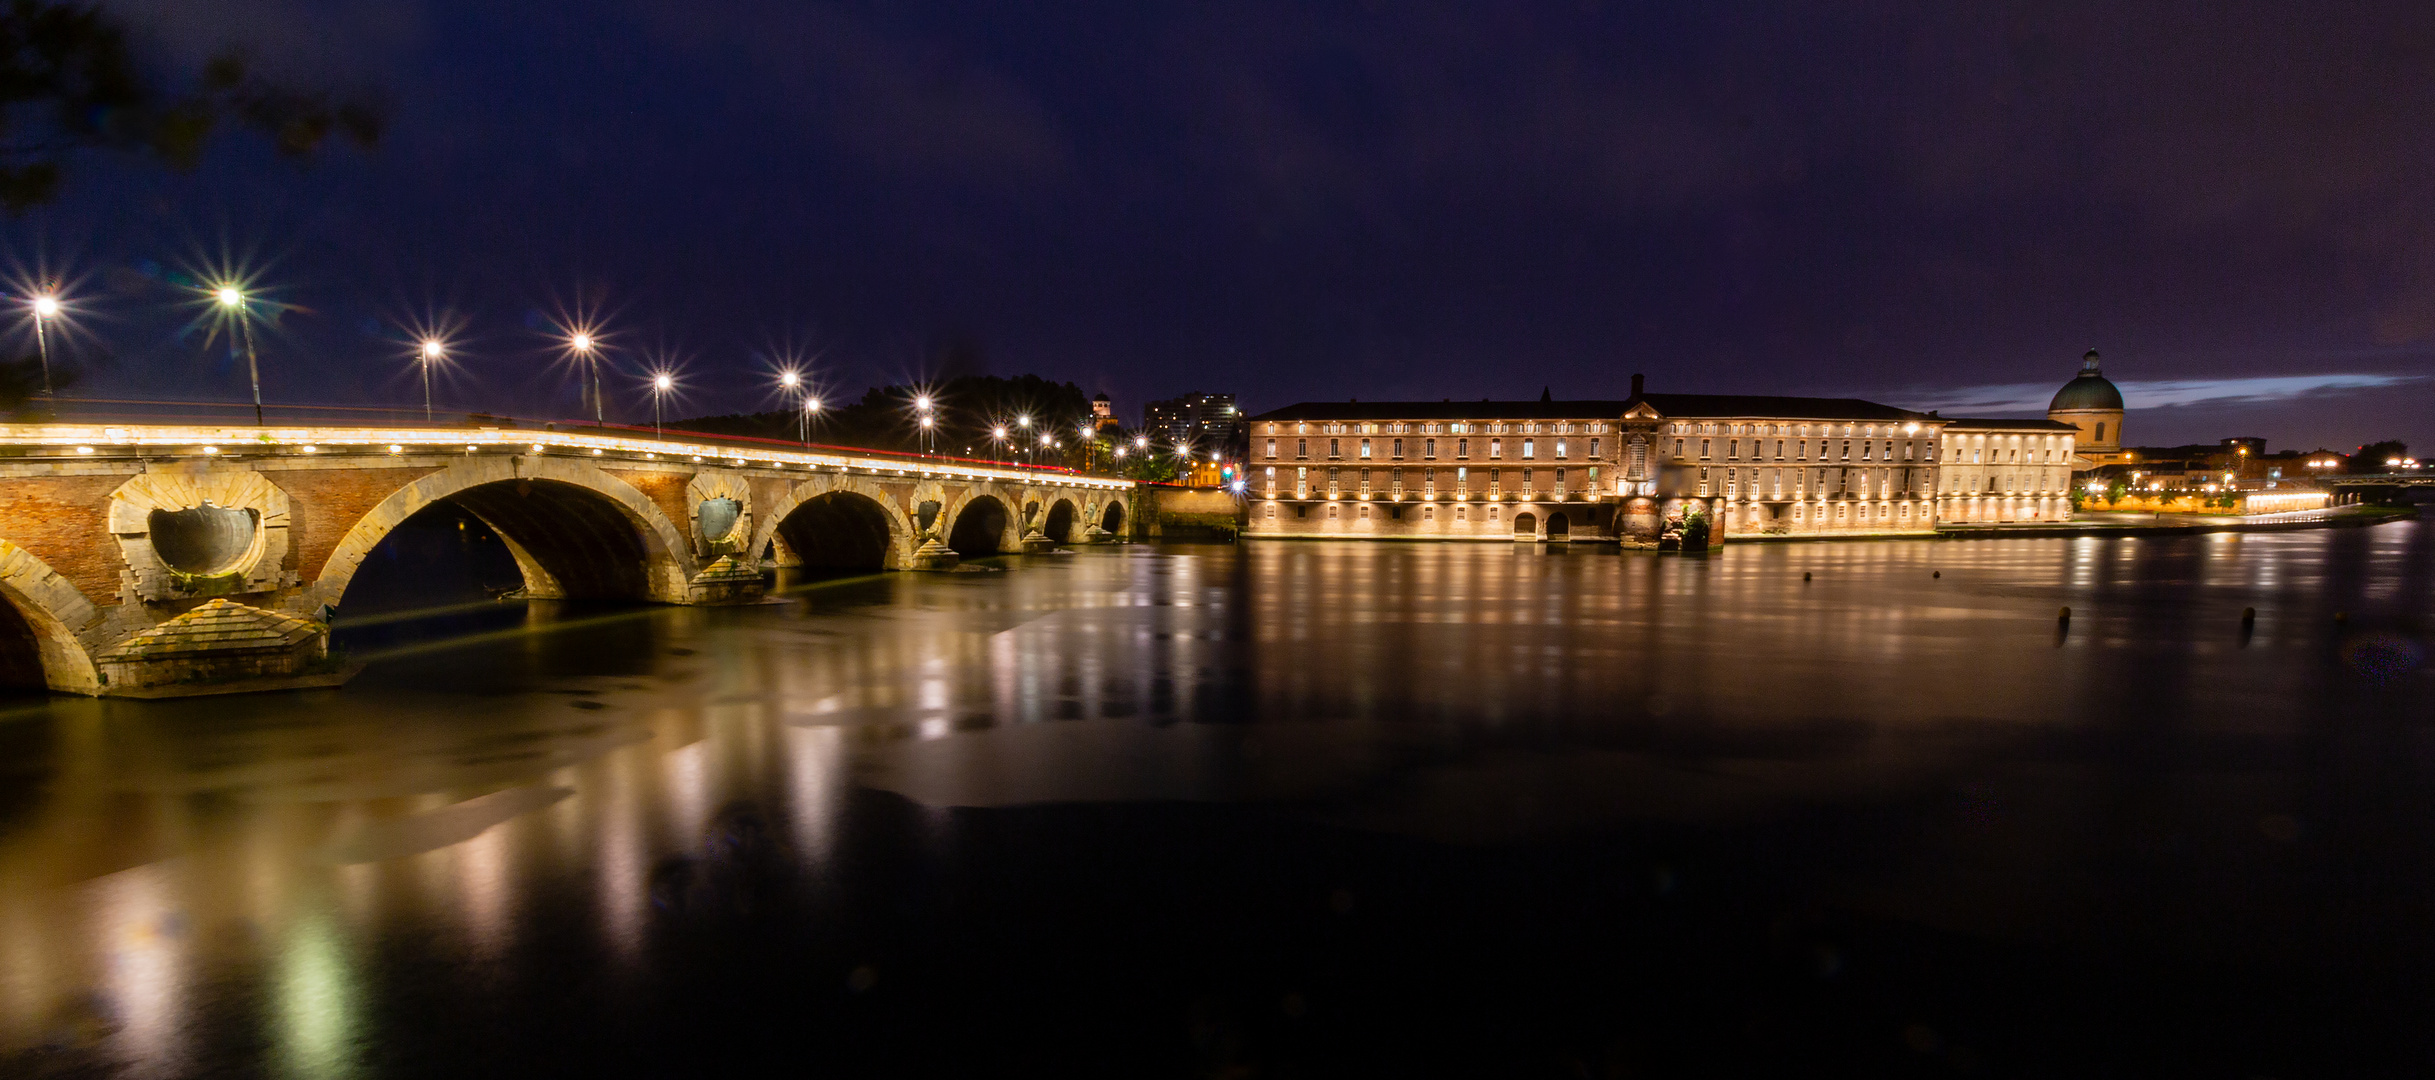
1042;498;1079;544
1098;499;1126;536
0;540;103;693
307;456;698;614
945;492;1016;557
765;488;904;572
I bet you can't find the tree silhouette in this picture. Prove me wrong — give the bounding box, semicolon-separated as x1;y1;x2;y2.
0;0;381;210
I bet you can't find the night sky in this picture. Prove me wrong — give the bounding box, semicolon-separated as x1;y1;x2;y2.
9;0;2435;452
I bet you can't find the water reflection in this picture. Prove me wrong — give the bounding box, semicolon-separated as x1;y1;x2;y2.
0;524;2428;1073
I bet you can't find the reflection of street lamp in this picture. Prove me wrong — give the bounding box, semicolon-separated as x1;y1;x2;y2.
216;285;264;424
28;291;59;397
650;372;673;435
418;338;444;421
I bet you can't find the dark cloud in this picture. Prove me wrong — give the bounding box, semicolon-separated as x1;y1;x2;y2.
8;0;2432;452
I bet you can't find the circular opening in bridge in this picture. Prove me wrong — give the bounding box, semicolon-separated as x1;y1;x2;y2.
1100;501;1125;535
697;497;743;545
148;505;260;576
948;495;1010;557
1043;500;1076;543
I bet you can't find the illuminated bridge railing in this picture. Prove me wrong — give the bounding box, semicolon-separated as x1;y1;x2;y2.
0;401;1131;492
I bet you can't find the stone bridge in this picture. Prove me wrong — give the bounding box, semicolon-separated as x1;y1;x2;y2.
0;422;1135;695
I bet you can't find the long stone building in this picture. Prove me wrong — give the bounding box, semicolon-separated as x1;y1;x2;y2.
1245;374;2076;543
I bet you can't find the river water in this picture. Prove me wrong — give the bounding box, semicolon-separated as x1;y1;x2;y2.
2;523;2433;1076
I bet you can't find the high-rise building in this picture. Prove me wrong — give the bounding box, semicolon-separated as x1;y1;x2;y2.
1143;392;1238;447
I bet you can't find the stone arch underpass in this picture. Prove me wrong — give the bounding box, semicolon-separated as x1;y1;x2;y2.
310;457;700;614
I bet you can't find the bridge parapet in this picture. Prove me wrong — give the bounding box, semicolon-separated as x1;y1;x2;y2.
0;423;1138;695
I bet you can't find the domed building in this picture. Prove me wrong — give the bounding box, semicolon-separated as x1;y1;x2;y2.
2047;349;2127;469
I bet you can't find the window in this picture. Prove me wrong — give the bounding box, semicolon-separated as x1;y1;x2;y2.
1392;438;1403;458
1674;438;1685;459
1700;439;1711;459
1265;503;1276;518
1329;438;1341;458
1456;466;1468;488
1328;503;1339;519
1455;505;1466;521
1629;441;1646;476
1359;504;1370;519
1589;438;1600;457
1265;439;1276;459
1554;468;1565;492
1423;505;1435;521
1555;440;1567;459
1264;465;1275;492
1491;438;1503;459
1360;439;1372;459
1522;439;1535;459
1425;438;1437;458
1488;505;1500;521
1728;439;1738;459
2095;422;2106;443
1841;440;1851;460
1457;438;1469;458
1522;467;1533;490
1296;439;1308;459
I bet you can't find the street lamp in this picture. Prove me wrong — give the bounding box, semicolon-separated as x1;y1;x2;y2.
417;338;444;421
216;285;264;424
1080;421;1096;471
803;395;821;444
27;290;59;397
566;331;604;425
650;372;673;435
779;370;811;444
913;394;936;456
991;425;1008;460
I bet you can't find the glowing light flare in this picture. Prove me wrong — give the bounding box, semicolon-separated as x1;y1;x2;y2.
652;373;674;391
31;294;59;318
420;339;444;360
215;286;244;308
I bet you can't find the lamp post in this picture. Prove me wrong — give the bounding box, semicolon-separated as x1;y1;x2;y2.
651;373;673;435
28;291;59;397
216;286;264;424
1016;415;1032;466
418;338;443;421
991;425;1008;461
913;394;935;457
802;395;820;445
568;332;602;425
780;371;808;444
1080;421;1097;472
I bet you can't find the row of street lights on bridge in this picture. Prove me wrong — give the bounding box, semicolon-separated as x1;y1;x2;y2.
16;283;1227;477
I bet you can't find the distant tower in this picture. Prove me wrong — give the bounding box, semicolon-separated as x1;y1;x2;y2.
2048;348;2125;466
1091;393;1118;433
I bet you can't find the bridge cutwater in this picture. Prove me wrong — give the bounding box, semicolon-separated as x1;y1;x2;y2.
0;421;1140;696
